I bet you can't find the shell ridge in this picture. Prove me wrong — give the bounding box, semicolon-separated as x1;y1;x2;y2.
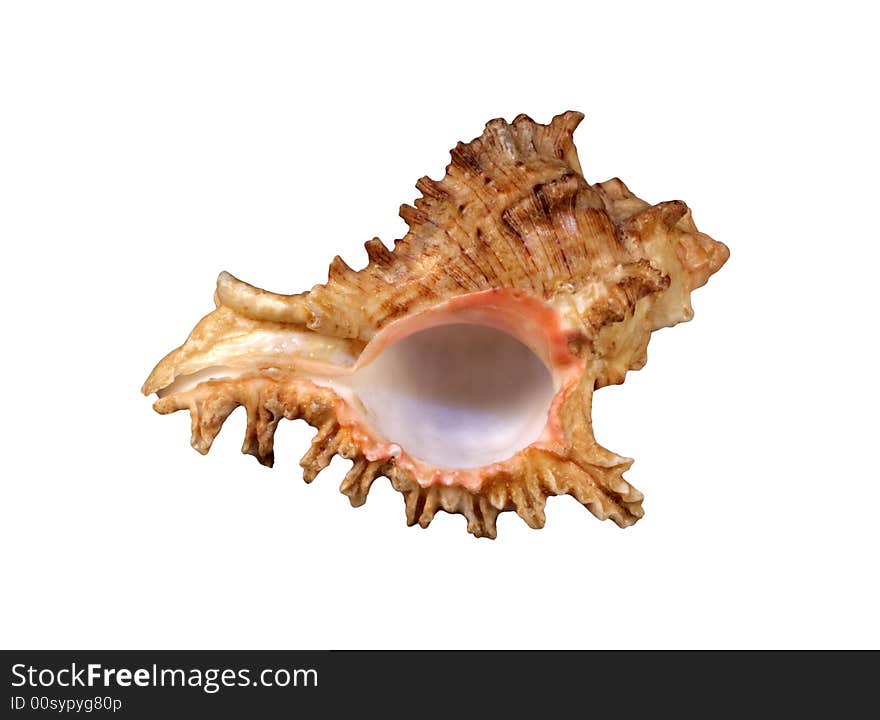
302;113;594;340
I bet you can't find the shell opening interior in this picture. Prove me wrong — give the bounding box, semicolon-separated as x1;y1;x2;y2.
346;323;556;469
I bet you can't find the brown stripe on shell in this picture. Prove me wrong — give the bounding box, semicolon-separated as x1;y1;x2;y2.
299;111;664;343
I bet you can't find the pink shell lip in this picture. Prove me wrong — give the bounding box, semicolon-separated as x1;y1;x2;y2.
354;287;582;374
309;287;587;492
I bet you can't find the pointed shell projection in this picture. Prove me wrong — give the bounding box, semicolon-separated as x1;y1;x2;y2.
143;111;728;538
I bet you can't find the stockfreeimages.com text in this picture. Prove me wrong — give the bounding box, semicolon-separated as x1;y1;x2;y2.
10;663;317;694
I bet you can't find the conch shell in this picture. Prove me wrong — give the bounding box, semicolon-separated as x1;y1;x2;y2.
143;111;728;538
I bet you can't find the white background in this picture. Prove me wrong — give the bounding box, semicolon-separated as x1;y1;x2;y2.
1;1;878;649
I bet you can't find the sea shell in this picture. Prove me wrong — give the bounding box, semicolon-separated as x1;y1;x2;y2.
142;111;728;538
